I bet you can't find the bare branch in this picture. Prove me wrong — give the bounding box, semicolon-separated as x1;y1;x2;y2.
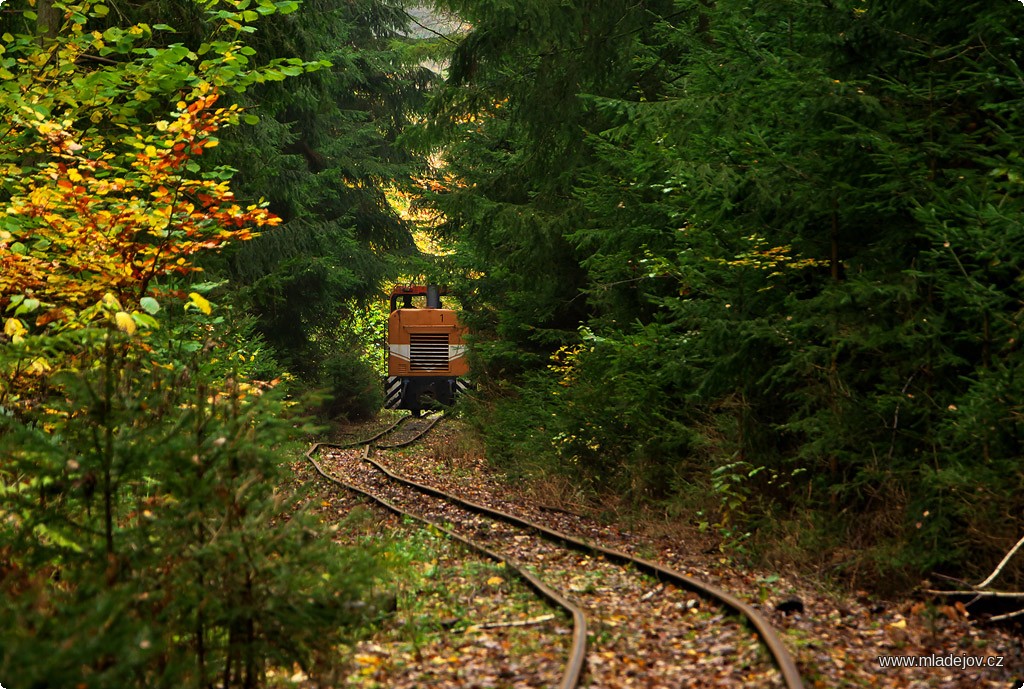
463;614;556;632
977;532;1024;589
923;589;1024;599
987;607;1024;623
641;584;665;602
403;9;460;46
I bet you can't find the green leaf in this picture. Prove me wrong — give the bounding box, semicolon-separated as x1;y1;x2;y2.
14;298;40;316
140;297;161;314
189;281;227;294
132;312;160;330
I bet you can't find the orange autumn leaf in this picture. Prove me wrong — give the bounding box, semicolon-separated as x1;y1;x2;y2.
0;93;275;335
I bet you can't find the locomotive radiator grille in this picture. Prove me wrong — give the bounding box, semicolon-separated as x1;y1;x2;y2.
409;332;450;371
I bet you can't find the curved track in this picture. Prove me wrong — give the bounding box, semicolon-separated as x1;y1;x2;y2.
307;414;806;689
330;411;444;449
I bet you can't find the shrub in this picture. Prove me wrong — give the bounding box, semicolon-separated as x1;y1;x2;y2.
317;347;384;421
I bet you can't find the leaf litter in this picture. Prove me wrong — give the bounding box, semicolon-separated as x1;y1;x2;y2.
287;417;1024;688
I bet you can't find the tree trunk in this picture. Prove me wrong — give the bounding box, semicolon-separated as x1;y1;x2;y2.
37;0;60;39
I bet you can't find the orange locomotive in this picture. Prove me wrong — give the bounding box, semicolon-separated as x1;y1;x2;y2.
385;285;469;412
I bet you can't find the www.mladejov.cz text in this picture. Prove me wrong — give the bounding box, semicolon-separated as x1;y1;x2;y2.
876;654;1004;669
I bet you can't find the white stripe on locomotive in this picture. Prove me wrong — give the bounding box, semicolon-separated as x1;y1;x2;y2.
388;344;467;362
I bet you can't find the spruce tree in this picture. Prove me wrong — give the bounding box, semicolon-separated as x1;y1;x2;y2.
423;0;1024;583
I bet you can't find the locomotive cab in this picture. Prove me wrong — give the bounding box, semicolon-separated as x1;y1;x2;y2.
385;285;469;413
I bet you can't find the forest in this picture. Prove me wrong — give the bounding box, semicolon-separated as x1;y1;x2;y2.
2;0;1024;686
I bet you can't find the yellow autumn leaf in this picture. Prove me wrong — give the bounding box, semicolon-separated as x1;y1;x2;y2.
115;311;136;335
486;576;504;587
186;292;212;315
4;317;27;343
4;317;25;336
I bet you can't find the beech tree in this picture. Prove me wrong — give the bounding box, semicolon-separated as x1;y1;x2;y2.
0;2;380;685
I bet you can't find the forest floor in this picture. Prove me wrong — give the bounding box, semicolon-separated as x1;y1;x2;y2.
288;415;1024;688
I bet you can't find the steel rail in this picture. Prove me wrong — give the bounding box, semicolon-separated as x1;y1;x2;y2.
375;412;446;449
305;441;588;689
331;411;435;449
355;448;807;689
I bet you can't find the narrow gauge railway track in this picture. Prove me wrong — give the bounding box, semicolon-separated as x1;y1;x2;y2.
308;416;586;688
332;410;446;450
307;415;805;689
